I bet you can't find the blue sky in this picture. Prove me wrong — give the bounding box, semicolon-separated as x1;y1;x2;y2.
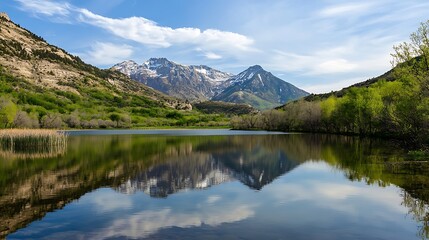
2;0;429;93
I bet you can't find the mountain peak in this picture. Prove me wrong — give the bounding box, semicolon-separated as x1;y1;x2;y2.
123;59;138;65
113;60;138;67
229;65;267;85
145;57;174;69
247;65;264;72
213;65;309;109
147;57;173;64
148;57;169;62
112;60;140;75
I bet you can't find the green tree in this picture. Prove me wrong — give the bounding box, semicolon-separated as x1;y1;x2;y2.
392;20;429;91
390;19;429;144
0;96;17;128
361;87;383;134
320;95;338;132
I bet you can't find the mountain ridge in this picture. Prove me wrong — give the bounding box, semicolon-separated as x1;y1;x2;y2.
112;58;233;101
114;60;309;110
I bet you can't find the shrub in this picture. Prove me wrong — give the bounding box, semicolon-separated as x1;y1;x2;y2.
13;111;38;128
41;113;64;129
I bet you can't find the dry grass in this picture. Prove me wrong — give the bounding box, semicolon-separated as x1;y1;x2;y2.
0;129;67;159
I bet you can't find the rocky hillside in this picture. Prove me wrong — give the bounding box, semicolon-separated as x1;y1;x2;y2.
0;13;194;128
113;59;232;101
213;65;309;109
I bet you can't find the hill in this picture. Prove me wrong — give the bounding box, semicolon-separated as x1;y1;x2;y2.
0;13;238;128
303;69;395;101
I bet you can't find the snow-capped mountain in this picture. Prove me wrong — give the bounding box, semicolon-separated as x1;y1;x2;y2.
113;59;309;109
112;58;232;101
111;60;140;76
213;65;309;109
226;65;265;85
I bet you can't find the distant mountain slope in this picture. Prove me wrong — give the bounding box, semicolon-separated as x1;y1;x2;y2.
112;59;232;101
0;13;192;128
213;65;309;110
304;69;395;101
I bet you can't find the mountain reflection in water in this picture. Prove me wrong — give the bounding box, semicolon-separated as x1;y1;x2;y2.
117;137;299;197
1;132;429;239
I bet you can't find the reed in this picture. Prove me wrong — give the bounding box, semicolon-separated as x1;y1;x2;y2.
0;129;67;158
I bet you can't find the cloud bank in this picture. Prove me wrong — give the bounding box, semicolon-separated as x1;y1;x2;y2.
15;0;254;65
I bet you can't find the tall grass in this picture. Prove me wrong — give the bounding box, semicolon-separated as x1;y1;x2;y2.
0;129;67;159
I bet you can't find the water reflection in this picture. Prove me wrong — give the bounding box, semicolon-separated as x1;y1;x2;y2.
91;188;256;239
117;136;300;197
0;141;66;160
0;132;428;239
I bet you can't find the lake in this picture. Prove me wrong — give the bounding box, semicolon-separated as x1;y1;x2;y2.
1;130;428;239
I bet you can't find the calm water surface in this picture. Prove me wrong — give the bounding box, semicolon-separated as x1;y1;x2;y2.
1;130;428;239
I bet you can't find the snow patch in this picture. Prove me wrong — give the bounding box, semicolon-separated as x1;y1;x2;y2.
195;67;208;75
145;61;162;69
258;74;264;86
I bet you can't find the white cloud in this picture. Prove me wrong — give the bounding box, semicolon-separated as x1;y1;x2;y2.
302;77;369;94
15;0;71;17
94;205;254;239
206;195;222;204
319;2;376;17
14;0;254;63
264;33;393;83
204;52;222;60
81;42;134;66
312;59;358;75
76;9;254;54
89;189;133;213
265;162;407;214
267;50;358;75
